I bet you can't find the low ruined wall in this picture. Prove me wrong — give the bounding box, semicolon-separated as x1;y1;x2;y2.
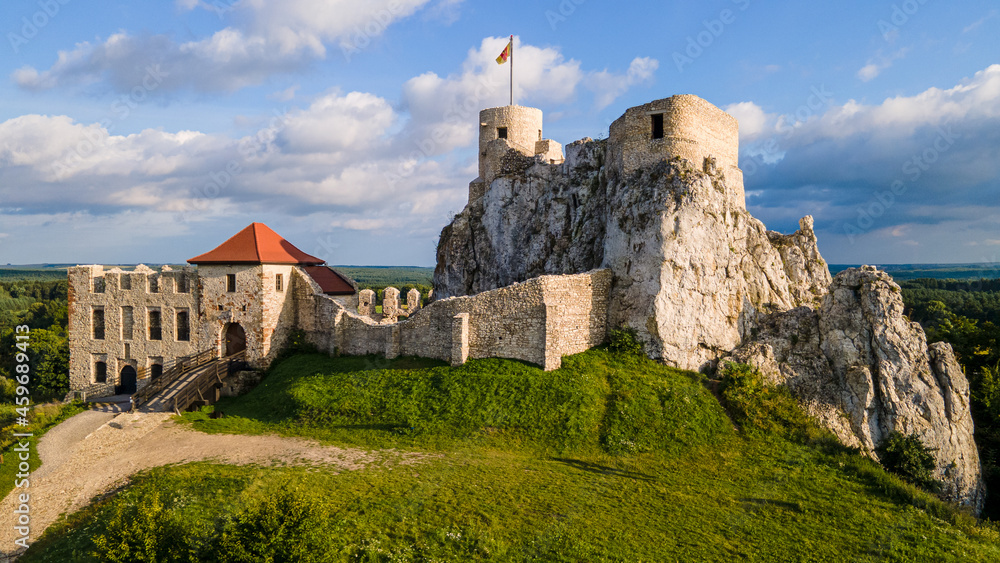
294;269;613;371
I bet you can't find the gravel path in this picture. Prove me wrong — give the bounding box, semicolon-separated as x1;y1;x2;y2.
0;410;430;560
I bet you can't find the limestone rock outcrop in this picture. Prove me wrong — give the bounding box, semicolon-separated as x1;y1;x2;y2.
435;138;830;371
434;96;983;512
726;267;984;511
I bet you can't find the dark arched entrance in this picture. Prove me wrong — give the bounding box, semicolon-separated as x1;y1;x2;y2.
224;323;247;356
117;365;137;395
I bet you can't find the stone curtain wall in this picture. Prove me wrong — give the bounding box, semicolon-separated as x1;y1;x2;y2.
67;265;198;393
293;268;612;371
540;271;613;368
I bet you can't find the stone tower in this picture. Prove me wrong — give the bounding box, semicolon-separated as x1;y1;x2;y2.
608;94;744;209
470;105;565;201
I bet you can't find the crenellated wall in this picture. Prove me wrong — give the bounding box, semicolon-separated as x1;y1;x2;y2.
294;268;612;371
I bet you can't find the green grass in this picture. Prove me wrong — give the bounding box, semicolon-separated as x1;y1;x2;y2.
21;351;1000;562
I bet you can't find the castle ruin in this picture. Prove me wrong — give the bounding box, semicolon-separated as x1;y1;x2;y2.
65;94;984;512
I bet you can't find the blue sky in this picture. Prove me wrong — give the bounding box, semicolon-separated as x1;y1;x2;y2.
0;0;998;267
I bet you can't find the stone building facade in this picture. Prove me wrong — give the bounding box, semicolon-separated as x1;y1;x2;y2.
67;224;357;397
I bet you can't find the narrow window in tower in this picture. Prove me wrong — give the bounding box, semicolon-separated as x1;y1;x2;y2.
121;306;133;340
497;127;508;139
227;274;236;292
652;114;665;139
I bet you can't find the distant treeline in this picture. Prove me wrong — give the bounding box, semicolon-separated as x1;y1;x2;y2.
0;280;69;399
333;266;434;293
831;264;1000;281
902;278;1000;325
0;269;67;282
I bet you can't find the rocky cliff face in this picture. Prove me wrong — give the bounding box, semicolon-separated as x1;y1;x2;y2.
726;267;984;511
435;137;830;371
434;129;983;512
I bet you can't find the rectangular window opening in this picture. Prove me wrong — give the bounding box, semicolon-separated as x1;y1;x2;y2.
121;306;133;341
148;276;158;293
651;114;665;139
92;309;105;340
120;274;132;290
148;310;162;341
497;127;508;139
93;277;105;293
227;274;237;292
276;273;283;292
177;274;190;293
94;361;107;383
176;310;190;342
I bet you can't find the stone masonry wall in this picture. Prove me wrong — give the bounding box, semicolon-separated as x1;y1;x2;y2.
259;264;297;365
67;265;198;392
294;268;612;371
197;265;266;367
479;105;543;180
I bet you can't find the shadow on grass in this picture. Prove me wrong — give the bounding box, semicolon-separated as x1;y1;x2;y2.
551;458;656;481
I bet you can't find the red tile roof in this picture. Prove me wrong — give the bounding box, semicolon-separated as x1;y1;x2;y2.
188;223;325;265
304;266;357;295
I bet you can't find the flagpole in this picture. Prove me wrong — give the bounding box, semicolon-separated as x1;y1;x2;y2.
509;34;514;106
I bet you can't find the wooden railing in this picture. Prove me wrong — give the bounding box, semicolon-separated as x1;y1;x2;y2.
170;350;246;414
132;347;218;407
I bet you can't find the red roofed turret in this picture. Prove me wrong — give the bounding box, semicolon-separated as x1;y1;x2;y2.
188;223;325;265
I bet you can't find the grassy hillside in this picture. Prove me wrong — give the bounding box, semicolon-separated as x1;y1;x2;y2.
23;349;1000;562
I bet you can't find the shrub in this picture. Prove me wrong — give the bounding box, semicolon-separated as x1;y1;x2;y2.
91;489;192;563
876;431;942;493
212;487;331;562
607;327;644;356
271;329;321;367
719;362;833;445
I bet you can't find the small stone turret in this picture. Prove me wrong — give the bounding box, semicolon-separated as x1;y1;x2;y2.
471;105;564;200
